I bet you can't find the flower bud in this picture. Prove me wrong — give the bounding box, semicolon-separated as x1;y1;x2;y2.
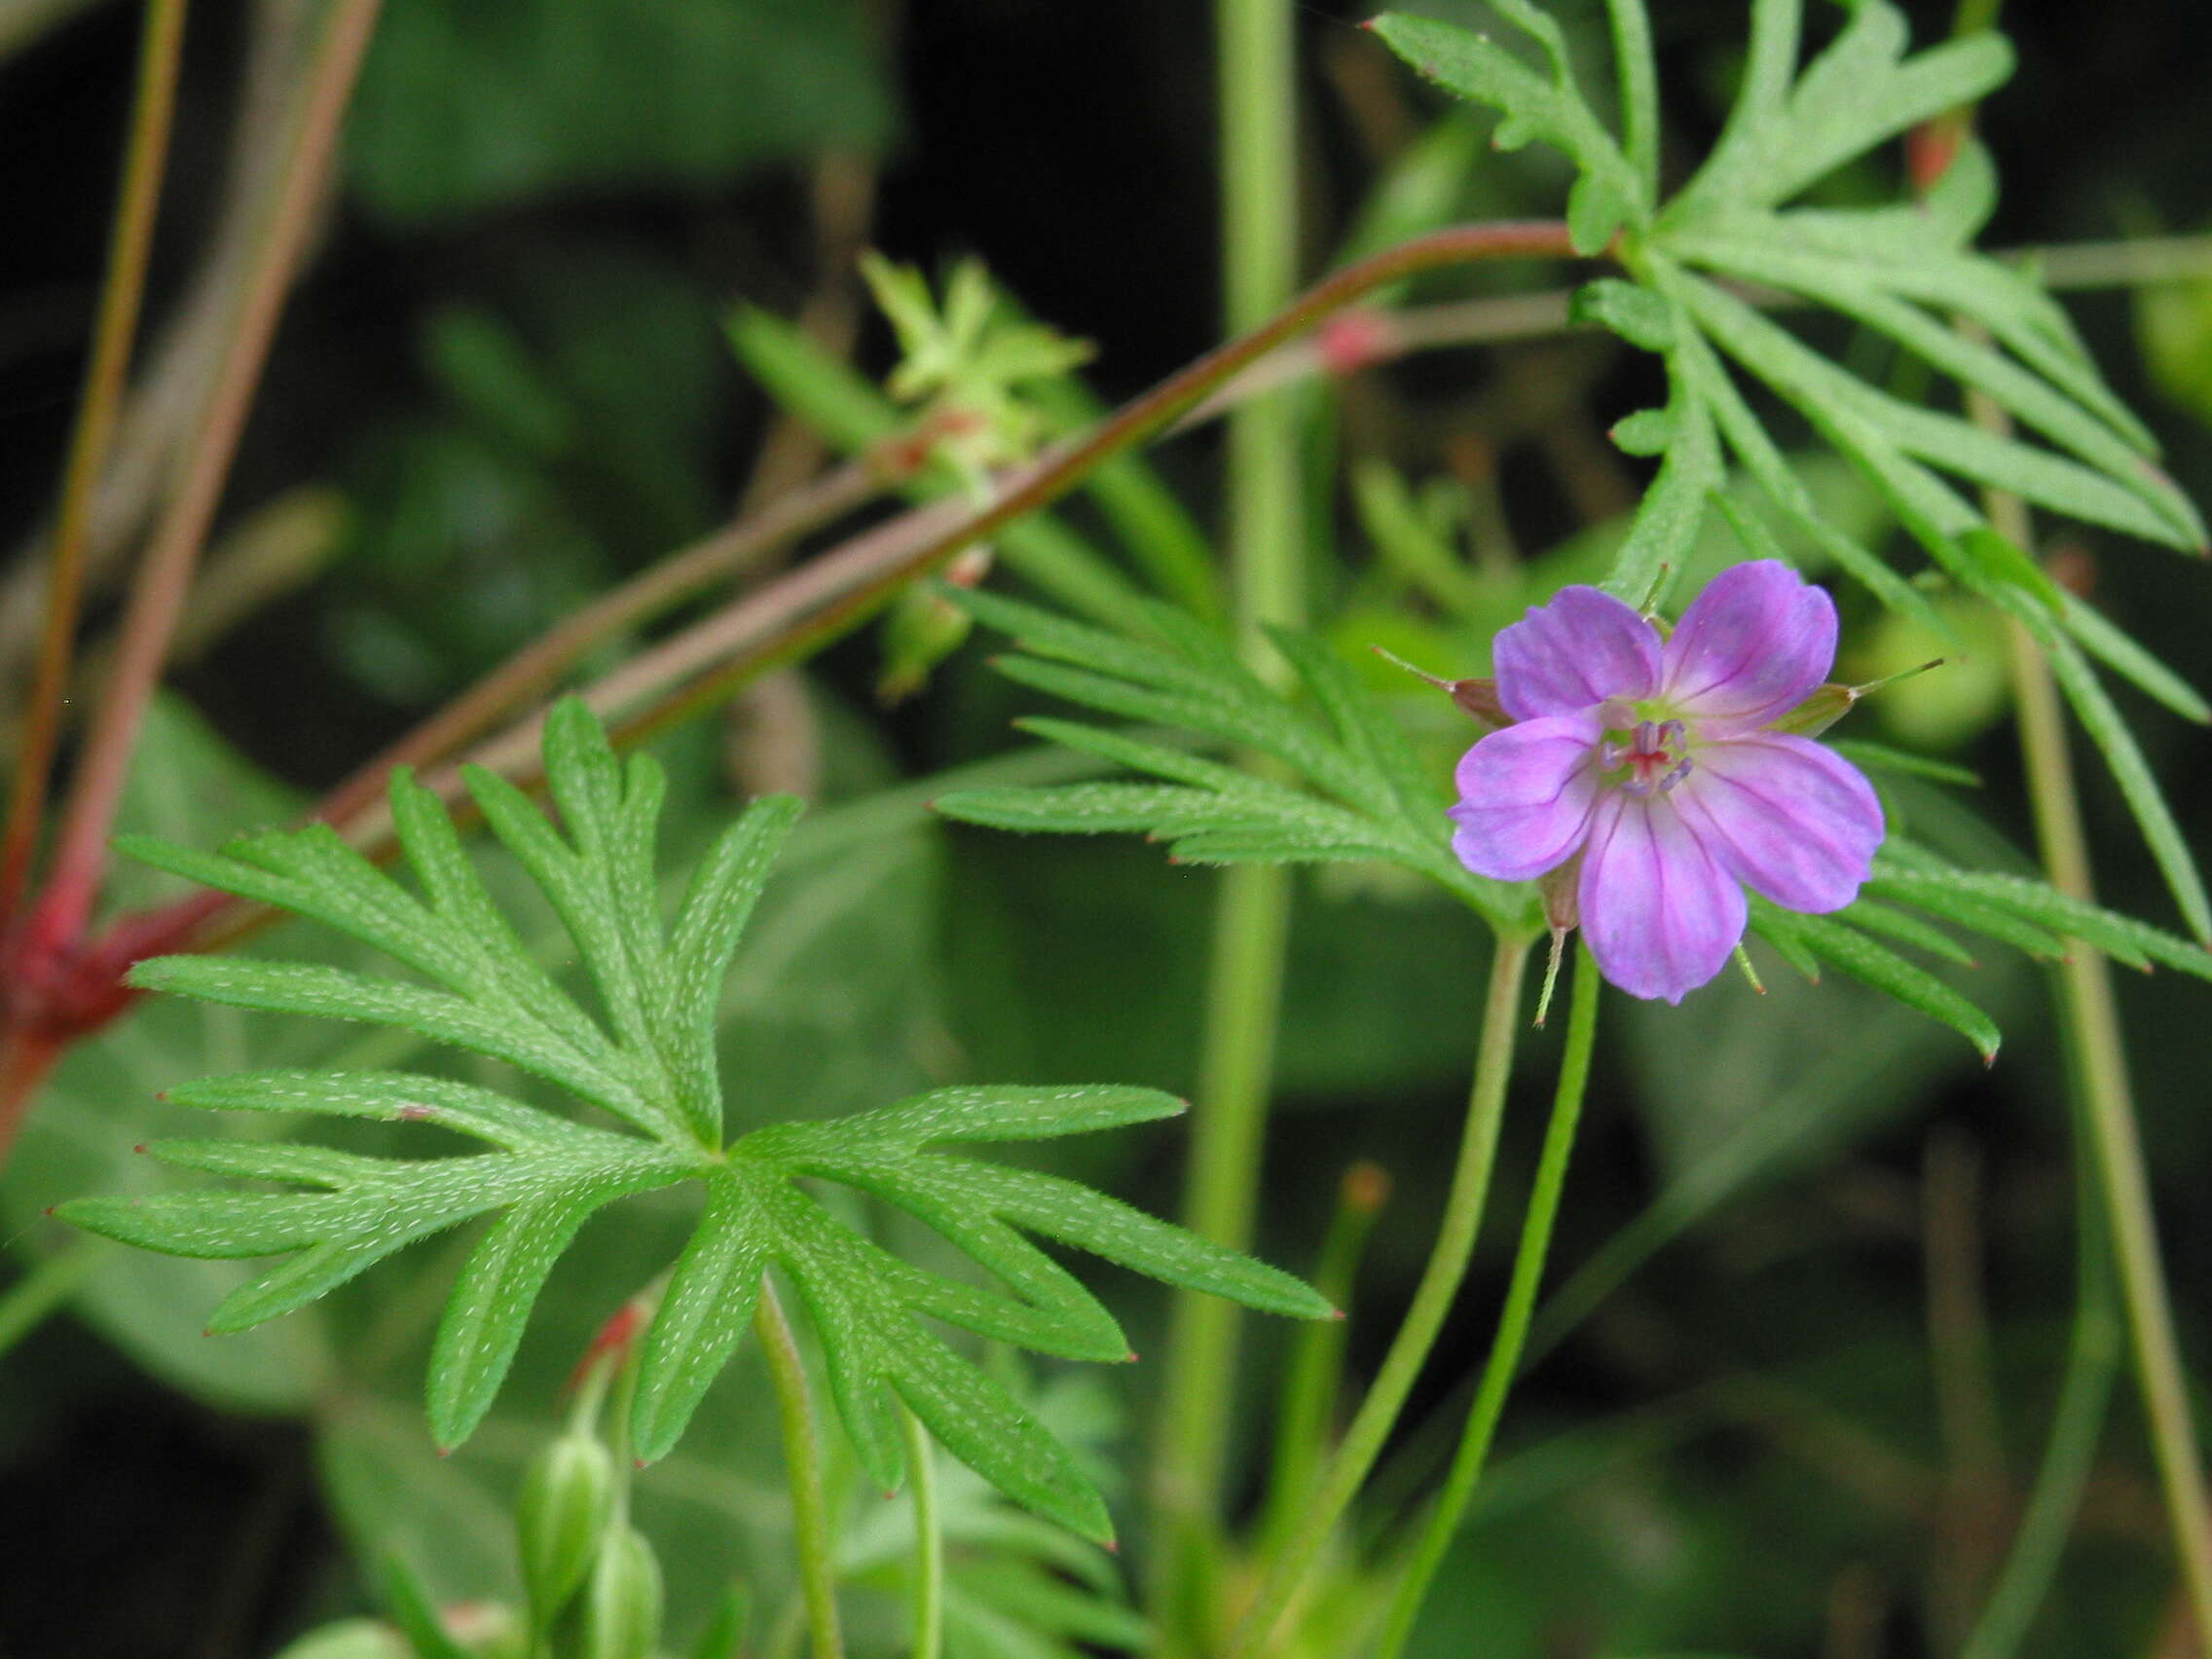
878;548;991;703
1764;682;1857;738
1447;676;1507;726
516;1434;615;1629
577;1526;664;1659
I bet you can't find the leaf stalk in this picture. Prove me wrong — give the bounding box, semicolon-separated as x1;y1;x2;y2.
1228;933;1533;1658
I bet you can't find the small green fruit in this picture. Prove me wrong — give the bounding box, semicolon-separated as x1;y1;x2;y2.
578;1526;664;1659
516;1435;616;1629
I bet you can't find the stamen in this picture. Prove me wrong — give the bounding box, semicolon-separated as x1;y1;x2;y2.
1609;717;1695;796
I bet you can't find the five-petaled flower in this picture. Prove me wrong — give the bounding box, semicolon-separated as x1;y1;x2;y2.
1450;561;1884;1004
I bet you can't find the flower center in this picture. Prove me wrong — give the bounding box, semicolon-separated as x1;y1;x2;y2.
1602;718;1692;797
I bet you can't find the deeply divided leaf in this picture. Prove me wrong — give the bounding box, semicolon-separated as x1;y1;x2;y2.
65;699;1328;1537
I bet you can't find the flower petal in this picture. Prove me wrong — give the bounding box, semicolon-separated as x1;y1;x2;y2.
1660;560;1836;724
1449;714;1600;882
1493;586;1662;720
1576;792;1745;1004
1671;733;1883;913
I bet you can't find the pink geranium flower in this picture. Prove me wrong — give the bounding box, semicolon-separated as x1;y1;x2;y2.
1450;561;1884;1004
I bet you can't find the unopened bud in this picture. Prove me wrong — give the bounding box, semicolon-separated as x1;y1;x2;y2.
1448;677;1507;725
578;1526;663;1659
1771;658;1946;739
1765;682;1857;738
516;1434;615;1628
1538;854;1581;935
879;555;992;703
1533;853;1584;1028
1367;645;1508;726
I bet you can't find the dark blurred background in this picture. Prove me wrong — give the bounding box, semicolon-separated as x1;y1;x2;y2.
2;2;2211;1655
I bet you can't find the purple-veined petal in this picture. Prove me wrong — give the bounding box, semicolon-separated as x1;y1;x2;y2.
1449;714;1601;882
1576;791;1746;1004
1671;733;1883;913
1493;586;1662;720
1659;560;1836;724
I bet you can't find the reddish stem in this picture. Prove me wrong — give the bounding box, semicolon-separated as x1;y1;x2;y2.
4;217;1580;1126
627;219;1580;743
29;0;384;949
0;0;191;920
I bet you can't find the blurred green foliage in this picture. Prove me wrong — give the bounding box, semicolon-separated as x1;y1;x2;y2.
346;0;894;222
4;0;2212;1655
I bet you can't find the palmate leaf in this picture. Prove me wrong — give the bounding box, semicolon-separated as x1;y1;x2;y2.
1370;0;2212;942
60;698;1328;1543
1743;838;2212;1060
933;585;1535;934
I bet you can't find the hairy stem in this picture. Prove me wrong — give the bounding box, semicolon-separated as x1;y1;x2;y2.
32;0;385;948
1148;0;1305;1633
1229;934;1532;1659
756;1279;845;1659
1375;943;1600;1659
902;1405;942;1659
0;0;189;920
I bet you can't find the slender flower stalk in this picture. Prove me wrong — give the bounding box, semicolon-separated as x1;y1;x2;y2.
902;1406;943;1659
1375;944;1601;1659
756;1279;845;1659
1256;1164;1389;1561
1230;935;1531;1659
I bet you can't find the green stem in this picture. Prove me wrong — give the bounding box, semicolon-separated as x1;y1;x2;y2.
0;1242;108;1360
902;1406;942;1659
1257;1163;1389;1559
0;0;188;920
1958;1064;2120;1659
1960;326;2212;1639
1151;865;1294;1623
756;1279;845;1659
1147;0;1304;1634
2004;611;2212;1643
1374;943;1601;1659
1228;934;1533;1659
1217;0;1304;669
